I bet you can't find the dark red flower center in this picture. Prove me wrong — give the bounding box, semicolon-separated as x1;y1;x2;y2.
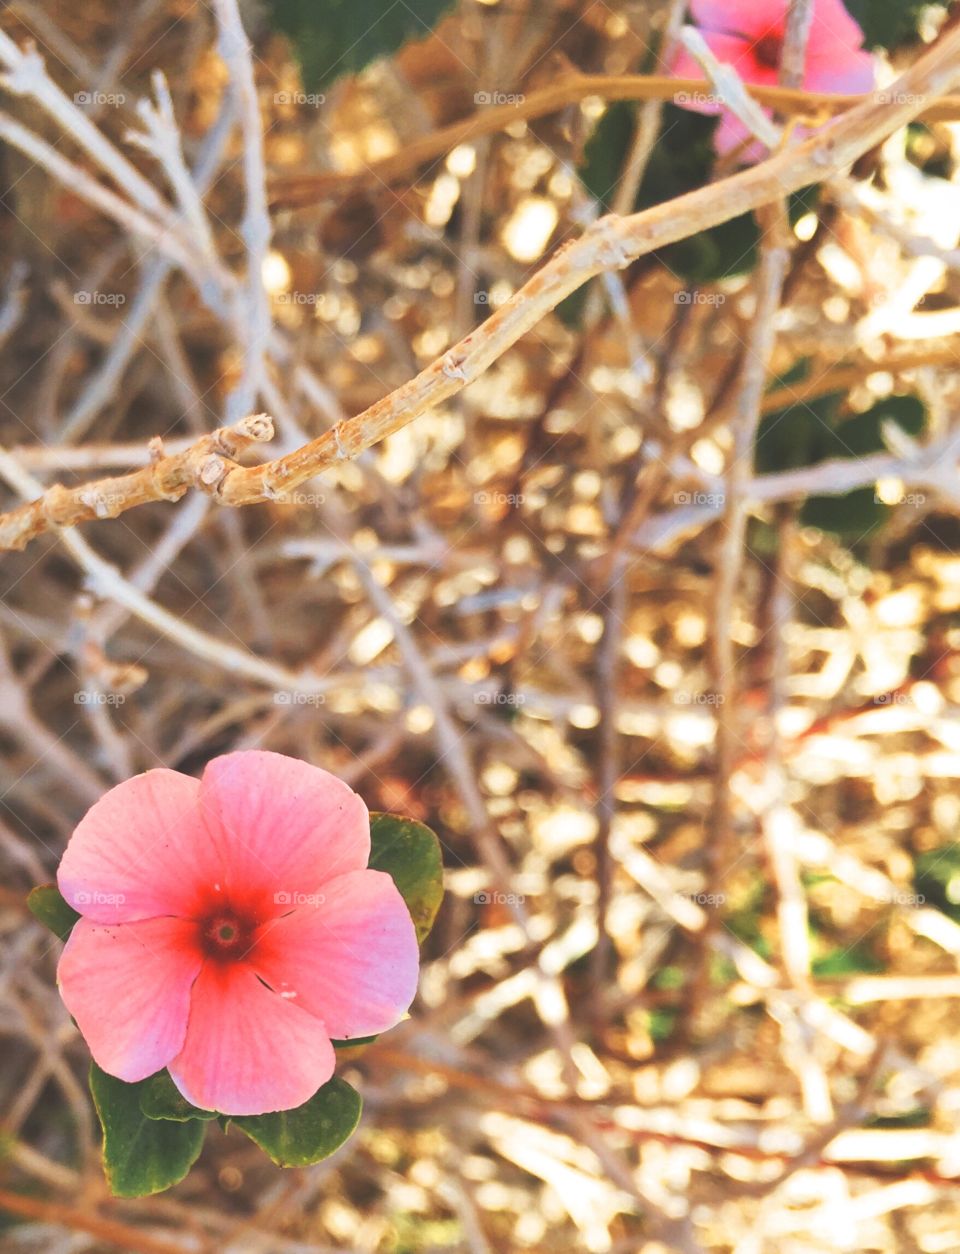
753;33;784;70
199;910;255;962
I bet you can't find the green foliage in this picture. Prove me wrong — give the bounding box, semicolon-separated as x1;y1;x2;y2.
26;884;79;941
138;1071;217;1123
235;1076;362;1166
578;104;820;293
812;942;884;978
89;1065;206;1197
647;1008;678;1042
842;0;934;49
368;811;444;944
915;844;960;922
264;0;456;91
756;386;927;541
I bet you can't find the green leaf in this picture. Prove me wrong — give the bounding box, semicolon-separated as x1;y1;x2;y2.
842;0;932;50
265;0;456;92
812;942;884;978
27;884;80;941
235;1076;362;1167
138;1071;217;1123
368;811;444;945
89;1064;206;1197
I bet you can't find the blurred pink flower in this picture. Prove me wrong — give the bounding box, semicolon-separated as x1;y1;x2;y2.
672;0;875;160
56;751;419;1116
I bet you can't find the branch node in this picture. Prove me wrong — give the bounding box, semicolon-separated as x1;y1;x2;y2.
197;454;231;497
332;421;348;459
442;350;469;382
592;215;634;270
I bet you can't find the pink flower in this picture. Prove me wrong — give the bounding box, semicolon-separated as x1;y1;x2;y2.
56;751;419;1116
672;0;875;160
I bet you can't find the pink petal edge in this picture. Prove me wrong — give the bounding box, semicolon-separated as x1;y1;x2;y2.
197;750;371;920
252;868;420;1041
168;961;336;1115
58;916;201;1082
57;769;222;923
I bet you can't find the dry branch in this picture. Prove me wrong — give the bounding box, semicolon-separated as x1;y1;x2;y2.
3;22;960;553
270;73;960;206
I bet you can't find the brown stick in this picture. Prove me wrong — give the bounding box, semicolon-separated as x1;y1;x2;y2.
3;25;960;552
0;1187;191;1254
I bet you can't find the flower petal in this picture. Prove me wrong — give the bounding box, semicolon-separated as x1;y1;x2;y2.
197;751;370;919
252;869;419;1041
807;45;875;95
168;962;335;1115
58;916;201;1082
690;0;788;39
58;769;222;923
807;0;870;57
